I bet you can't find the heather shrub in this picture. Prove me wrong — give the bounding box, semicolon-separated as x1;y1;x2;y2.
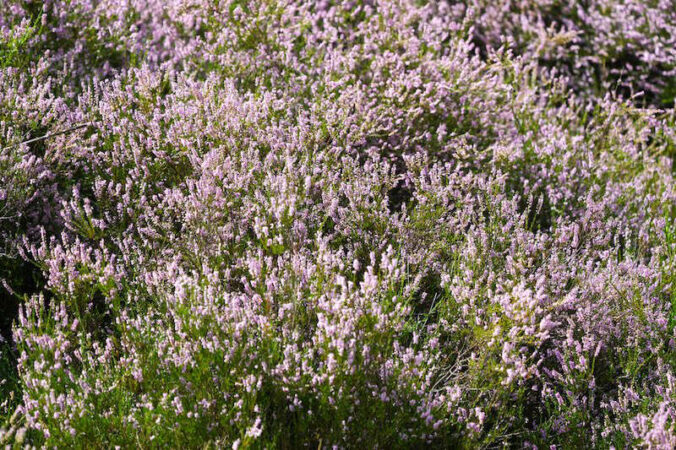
1;0;675;448
453;0;676;106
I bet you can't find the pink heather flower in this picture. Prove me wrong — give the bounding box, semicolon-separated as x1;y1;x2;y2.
246;417;263;439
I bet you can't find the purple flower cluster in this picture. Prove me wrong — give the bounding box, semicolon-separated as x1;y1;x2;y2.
1;0;675;447
456;0;676;104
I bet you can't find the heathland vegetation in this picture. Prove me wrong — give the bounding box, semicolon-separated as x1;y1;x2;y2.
1;1;675;447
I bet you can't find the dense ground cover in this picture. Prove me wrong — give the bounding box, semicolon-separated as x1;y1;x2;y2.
0;0;675;447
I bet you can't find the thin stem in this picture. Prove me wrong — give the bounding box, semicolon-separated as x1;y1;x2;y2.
1;123;91;152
